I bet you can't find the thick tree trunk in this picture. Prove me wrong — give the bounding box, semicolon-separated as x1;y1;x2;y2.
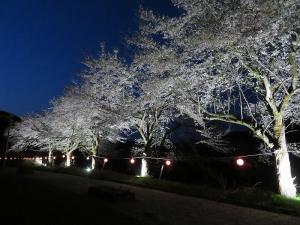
140;144;150;177
140;157;149;177
65;151;72;167
274;119;296;198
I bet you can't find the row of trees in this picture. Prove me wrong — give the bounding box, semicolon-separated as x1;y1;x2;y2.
9;0;300;198
10;49;178;174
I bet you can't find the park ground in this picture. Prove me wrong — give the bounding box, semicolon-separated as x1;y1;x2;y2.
1;168;300;225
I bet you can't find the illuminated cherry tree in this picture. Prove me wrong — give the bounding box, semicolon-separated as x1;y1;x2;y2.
126;101;177;177
79;49;134;169
10;115;42;152
10;112;61;165
80;47;179;176
49;85;122;168
136;0;300;197
127;65;180;176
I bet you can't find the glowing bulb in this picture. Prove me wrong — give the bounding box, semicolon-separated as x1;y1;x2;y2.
86;157;90;160
71;156;75;160
165;160;171;166
104;158;108;163
130;158;135;164
86;168;91;173
62;155;65;158
236;158;245;166
53;156;56;160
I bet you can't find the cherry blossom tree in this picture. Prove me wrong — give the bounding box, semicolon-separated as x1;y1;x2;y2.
136;0;300;197
49;86;121;168
10;115;41;152
31;112;60;166
126;69;179;176
80;47;180;176
79;49;133;169
10;112;58;165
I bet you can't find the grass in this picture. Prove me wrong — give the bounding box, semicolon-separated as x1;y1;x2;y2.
19;163;300;217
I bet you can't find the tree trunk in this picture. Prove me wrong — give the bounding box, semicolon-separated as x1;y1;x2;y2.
274;119;296;198
91;144;98;170
140;157;149;177
65;151;72;167
140;144;150;177
91;156;96;170
91;135;100;170
48;149;53;166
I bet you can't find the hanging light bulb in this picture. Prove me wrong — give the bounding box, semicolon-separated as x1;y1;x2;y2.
130;158;135;164
236;158;245;166
165;160;171;166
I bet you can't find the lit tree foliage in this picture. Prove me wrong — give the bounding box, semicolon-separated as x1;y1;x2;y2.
10;115;42;152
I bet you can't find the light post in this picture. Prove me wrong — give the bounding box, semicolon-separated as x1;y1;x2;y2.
159;160;171;180
102;158;108;170
71;156;75;166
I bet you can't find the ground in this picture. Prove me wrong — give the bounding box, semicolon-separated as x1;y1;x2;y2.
0;168;140;225
1;168;300;225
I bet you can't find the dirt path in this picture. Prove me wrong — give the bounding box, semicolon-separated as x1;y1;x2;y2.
7;168;299;225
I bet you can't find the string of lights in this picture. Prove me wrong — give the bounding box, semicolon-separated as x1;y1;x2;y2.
1;150;298;170
1;150;298;162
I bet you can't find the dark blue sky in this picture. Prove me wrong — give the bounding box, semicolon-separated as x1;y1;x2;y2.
0;0;177;116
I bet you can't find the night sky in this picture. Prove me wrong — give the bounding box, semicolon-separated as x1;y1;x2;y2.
0;0;177;116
